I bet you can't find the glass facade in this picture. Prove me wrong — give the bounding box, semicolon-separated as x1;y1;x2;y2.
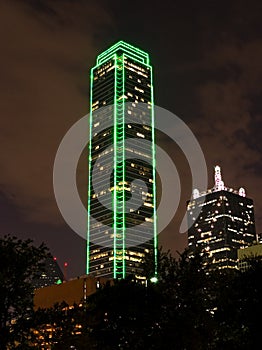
33;257;64;289
87;41;157;279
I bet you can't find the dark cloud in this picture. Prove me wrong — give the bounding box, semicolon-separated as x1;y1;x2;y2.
188;39;262;232
0;0;112;224
0;0;113;276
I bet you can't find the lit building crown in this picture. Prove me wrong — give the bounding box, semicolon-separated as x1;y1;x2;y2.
187;166;256;270
96;40;150;65
192;165;246;199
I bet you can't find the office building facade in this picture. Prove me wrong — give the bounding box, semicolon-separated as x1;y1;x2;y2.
33;256;64;289
87;41;157;279
187;166;256;269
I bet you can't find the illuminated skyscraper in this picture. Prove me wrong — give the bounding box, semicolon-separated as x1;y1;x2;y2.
33;256;64;289
187;166;256;269
87;41;157;279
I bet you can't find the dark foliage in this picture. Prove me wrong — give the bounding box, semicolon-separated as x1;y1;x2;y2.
1;238;262;349
0;235;49;349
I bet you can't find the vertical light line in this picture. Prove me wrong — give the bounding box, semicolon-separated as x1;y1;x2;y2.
122;54;126;278
113;54;118;279
150;66;158;277
86;67;94;274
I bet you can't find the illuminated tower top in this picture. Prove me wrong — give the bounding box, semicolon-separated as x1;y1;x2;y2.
214;165;224;191
96;41;150;65
192;165;246;199
188;166;256;270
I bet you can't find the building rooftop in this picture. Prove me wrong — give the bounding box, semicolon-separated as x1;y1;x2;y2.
34;274;111;309
96;40;150;65
192;165;247;200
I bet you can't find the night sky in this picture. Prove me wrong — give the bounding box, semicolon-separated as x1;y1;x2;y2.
0;0;261;278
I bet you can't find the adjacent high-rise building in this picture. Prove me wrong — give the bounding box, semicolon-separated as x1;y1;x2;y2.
187;166;256;269
33;256;64;289
87;41;157;279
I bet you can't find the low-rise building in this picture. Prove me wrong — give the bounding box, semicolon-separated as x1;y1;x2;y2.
238;244;262;271
34;274;110;309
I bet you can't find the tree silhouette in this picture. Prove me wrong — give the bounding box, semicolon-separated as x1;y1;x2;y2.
2;239;262;349
0;235;49;349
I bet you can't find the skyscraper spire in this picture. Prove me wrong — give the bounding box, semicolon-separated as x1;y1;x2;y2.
214;165;224;191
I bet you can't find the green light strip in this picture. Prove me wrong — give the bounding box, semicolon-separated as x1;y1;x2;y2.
150;66;158;277
91;53;117;71
122;54;126;279
86;66;95;275
122;51;157;275
121;52;152;69
97;41;148;59
97;41;148;63
97;41;149;65
113;54;118;279
114;54;125;278
88;41;157;279
115;51;157;277
98;50;146;66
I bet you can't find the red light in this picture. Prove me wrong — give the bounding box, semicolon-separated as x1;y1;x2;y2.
64;262;68;267
53;257;57;261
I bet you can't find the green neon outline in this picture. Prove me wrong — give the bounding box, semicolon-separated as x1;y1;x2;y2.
119;52;157;277
150;66;158;277
92;53;118;71
97;41;149;65
122;54;126;279
114;54;125;278
86;66;95;275
121;52;152;69
97;40;148;59
97;40;148;62
113;54;118;279
87;42;157;279
123;51;158;275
